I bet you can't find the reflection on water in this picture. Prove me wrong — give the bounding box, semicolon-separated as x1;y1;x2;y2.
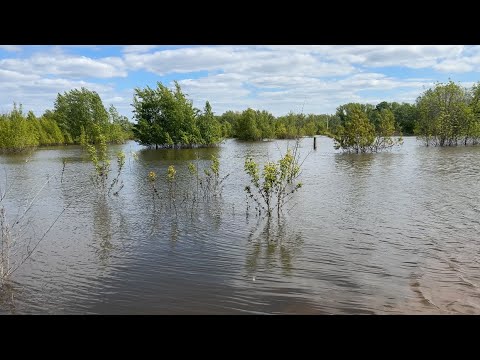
246;216;303;276
92;199;114;266
1;137;480;314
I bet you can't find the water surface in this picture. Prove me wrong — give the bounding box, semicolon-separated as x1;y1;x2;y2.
1;137;479;314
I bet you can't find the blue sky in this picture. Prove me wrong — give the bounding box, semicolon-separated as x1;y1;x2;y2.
1;45;480;120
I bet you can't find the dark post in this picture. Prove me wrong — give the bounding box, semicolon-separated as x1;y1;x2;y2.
313;136;317;150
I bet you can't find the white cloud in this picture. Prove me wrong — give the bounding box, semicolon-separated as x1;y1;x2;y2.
257;45;465;69
434;60;474;73
122;45;160;53
2;45;480;120
124;46;355;77
0;45;22;52
0;53;127;79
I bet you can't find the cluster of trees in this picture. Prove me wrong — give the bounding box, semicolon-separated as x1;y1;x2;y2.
217;110;337;140
132;82;222;148
415;81;480;146
333;103;402;153
0;104;64;151
0;88;133;151
214;101;416;143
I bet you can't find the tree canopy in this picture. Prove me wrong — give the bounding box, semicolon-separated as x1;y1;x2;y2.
132;81;222;148
333;103;402;153
415;81;476;146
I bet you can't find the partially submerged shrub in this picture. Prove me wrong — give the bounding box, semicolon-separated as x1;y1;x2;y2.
244;144;303;217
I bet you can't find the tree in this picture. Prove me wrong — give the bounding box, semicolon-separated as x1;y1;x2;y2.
256;110;275;139
198;101;222;145
217;111;240;138
372;109;403;152
53;88;109;143
391;102;417;135
0;104;38;151
233;108;262;141
415;81;474;146
334;104;376;153
107;105;133;144
132;81;213;148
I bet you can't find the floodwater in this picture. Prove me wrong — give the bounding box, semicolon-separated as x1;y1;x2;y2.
1;136;480;314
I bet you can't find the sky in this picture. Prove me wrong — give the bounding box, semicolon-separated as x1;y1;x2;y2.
1;45;479;120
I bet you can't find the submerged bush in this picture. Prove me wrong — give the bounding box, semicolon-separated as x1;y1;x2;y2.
244;143;303;217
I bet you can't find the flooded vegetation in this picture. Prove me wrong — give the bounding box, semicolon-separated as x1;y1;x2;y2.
1;136;480;314
2;76;480;314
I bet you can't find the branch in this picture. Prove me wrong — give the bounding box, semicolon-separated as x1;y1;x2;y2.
10;201;71;276
11;176;51;230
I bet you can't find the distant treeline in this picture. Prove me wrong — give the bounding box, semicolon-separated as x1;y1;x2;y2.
2;80;480;151
217;80;480;148
0;88;133;151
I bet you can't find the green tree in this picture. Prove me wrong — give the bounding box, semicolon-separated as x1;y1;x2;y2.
53;88;109;143
372;109;403;152
233;108;262;141
132;81;208;148
198;101;222;145
416;81;474;146
0;104;38;151
256;110;275;139
333;104;376;153
107;105;133;144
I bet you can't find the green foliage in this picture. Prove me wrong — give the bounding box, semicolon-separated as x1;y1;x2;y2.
231;108;276;141
53;87;110;143
227;109;334;141
415;81;476;146
148;171;157;182
390;102;418;135
244;143;303;217
372;109;404;151
0;91;132;151
334;104;402;153
83;124;125;196
132;82;222;148
85;133;110;191
108;104;134;143
233;108;262;141
202;155;229;198
198;101;222;145
217;111;240;137
166;165;178;215
147;171;160;201
167;165;176;182
0;104;39;151
275;112;301;139
188;162;197;176
333;105;376;153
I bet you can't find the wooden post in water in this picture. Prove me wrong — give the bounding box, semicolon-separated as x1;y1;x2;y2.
313;136;317;150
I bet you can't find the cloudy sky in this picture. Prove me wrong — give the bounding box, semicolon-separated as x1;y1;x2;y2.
0;45;479;119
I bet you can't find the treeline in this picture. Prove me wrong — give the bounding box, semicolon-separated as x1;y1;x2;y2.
217;81;480;149
0;88;133;151
217;109;336;140
112;80;419;148
215;101;416;142
3;80;480;152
